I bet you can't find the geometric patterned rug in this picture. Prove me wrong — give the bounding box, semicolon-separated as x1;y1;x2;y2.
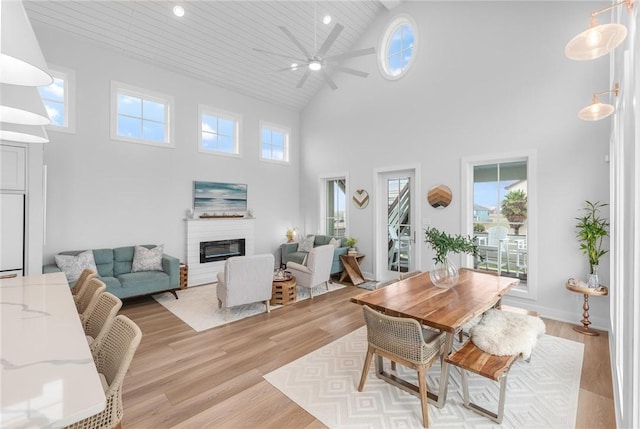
152;281;345;332
264;327;584;429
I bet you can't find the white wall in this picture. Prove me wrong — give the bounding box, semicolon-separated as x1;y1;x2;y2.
35;24;301;265
301;2;611;327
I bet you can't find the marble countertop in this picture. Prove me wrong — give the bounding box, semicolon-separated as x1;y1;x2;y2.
1;273;106;428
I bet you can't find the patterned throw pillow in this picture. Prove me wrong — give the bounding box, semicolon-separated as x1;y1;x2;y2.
131;245;164;272
55;250;98;283
298;235;315;252
328;237;341;248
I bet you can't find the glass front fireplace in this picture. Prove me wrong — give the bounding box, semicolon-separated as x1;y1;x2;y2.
199;239;245;263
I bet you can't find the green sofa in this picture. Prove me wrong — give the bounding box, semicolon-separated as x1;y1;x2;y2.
43;245;180;299
281;235;349;274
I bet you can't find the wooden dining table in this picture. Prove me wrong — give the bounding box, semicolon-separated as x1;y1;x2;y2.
350;268;519;408
0;272;106;428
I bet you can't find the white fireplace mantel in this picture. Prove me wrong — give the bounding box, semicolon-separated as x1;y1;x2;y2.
185;218;255;286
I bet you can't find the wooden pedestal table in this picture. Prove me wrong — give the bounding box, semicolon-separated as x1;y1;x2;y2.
565;280;608;336
340;253;366;286
271;276;297;306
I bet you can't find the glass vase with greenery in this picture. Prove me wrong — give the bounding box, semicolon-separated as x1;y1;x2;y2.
424;227;478;287
575;201;609;286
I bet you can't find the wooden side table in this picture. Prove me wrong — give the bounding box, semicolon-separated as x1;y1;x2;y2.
179;263;188;290
271;276;297;306
340;253;366;286
565;279;608;336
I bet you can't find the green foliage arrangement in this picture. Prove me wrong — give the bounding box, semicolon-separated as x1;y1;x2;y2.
501;189;527;235
424;227;478;265
575;201;609;273
346;237;358;248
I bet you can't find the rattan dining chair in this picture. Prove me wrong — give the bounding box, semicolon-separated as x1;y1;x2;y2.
71;268;97;296
83;292;123;346
65;315;142;429
76;278;106;315
358;305;446;428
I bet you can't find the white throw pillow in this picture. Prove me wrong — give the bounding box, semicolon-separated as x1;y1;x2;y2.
131;245;164;272
328;237;341;248
298;235;315;252
55;250;97;283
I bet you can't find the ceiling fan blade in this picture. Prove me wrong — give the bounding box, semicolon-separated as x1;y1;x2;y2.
279;26;312;58
322;71;338;90
276;64;306;72
297;71;310;88
316;23;344;58
252;48;305;62
328;65;369;78
325;47;376;62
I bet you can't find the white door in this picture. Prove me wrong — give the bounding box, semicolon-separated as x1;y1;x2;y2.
1;194;25;274
378;170;416;280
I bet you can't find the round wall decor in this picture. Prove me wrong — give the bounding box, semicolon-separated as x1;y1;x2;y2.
353;189;370;209
427;185;452;208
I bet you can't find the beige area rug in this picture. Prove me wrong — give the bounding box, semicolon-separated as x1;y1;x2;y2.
153;281;345;332
264;327;584;429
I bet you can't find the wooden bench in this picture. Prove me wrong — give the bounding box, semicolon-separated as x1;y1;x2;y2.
447;307;540;423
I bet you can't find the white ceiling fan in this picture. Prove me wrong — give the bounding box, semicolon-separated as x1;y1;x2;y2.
253;8;375;90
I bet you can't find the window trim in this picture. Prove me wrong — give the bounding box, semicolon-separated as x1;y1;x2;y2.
320;173;349;237
40;65;76;134
110;80;175;148
259;121;290;164
197;104;242;158
378;14;418;81
461;150;538;300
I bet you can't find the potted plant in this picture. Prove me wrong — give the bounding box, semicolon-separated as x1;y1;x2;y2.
501;189;527;235
424;227;478;288
346;237;358;253
575;201;609;287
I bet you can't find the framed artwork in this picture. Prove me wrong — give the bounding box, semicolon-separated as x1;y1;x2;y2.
193;181;247;214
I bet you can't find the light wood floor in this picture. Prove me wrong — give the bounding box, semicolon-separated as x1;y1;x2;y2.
119;284;616;428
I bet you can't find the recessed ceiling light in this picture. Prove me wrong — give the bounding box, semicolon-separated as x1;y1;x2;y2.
173;5;185;17
323;15;332;25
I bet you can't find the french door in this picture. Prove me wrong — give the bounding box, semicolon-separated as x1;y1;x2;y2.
377;169;416;280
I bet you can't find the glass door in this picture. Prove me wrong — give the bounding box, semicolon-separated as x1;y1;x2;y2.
380;171;415;279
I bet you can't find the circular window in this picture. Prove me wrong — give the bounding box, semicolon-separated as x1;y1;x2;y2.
379;15;417;80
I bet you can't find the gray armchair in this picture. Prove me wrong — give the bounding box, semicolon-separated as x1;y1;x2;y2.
216;254;275;320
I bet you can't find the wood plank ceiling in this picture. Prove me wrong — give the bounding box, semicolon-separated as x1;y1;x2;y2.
24;1;387;111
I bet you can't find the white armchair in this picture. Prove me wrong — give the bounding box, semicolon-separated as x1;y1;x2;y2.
216;254;275;320
286;244;333;298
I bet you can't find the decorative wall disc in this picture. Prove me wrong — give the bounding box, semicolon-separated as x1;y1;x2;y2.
353;189;369;209
427;185;452;208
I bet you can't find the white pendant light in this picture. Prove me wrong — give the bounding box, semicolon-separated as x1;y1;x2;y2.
0;122;49;143
0;0;53;86
0;84;51;125
565;0;634;61
578;83;619;121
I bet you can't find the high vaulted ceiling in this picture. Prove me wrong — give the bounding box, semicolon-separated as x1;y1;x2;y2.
24;1;390;111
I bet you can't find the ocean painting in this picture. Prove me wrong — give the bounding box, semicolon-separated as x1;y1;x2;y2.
193;181;247;213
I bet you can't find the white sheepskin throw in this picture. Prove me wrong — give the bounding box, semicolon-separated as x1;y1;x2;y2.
470;309;546;360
